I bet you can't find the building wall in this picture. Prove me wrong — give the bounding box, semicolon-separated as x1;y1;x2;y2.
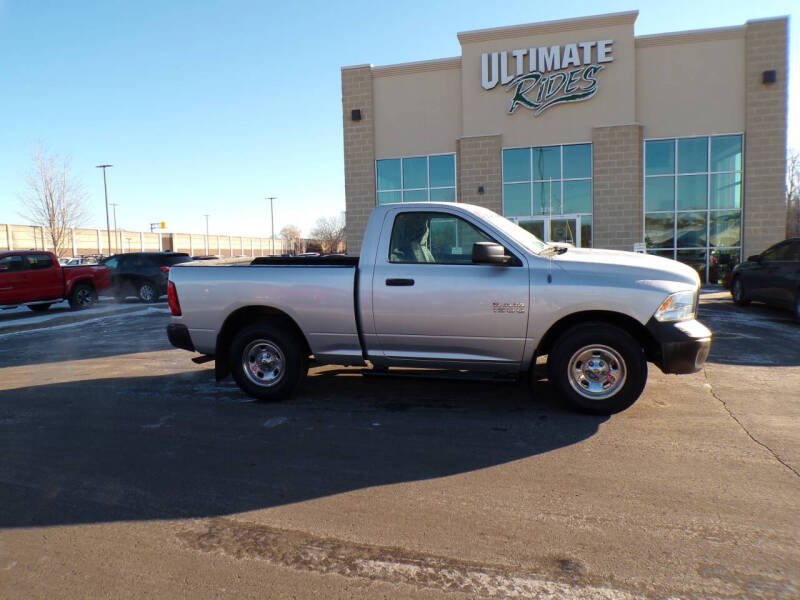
636;31;746;139
592;124;643;251
373;60;462;158
458;14;638;147
743;17;788;258
456;135;502;212
342;65;376;255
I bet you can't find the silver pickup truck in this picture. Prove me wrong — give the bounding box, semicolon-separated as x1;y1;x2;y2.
166;203;711;414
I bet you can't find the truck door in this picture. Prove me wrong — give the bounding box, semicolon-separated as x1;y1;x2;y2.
370;210;529;369
0;255;29;304
25;254;62;301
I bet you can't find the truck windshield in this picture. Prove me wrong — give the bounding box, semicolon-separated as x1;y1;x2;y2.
469;207;549;255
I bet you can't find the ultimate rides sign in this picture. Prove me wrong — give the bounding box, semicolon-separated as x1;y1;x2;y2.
481;40;614;116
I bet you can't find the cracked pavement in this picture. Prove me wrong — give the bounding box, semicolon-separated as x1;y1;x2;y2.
0;292;798;599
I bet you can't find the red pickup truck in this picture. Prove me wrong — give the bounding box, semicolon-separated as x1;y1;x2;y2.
0;251;111;311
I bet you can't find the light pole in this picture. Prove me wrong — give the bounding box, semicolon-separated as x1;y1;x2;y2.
109;203;119;253
266;196;276;256
96;164;113;255
203;214;209;254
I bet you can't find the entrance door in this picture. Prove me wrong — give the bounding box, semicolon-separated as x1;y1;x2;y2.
517;216;580;245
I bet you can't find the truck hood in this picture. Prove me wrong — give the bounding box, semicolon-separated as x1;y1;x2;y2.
549;247;700;289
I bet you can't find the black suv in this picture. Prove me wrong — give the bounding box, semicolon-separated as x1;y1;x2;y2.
730;238;800;321
101;252;192;302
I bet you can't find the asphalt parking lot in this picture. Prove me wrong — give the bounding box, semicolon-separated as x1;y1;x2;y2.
0;292;798;599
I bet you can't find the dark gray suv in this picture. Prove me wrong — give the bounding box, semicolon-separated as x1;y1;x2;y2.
101;252;192;302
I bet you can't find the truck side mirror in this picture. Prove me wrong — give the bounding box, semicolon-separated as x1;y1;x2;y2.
472;242;510;265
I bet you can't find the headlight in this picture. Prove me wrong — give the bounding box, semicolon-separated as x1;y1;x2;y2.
654;291;697;322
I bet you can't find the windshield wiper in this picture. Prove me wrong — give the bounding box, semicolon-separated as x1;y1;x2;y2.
540;244;569;256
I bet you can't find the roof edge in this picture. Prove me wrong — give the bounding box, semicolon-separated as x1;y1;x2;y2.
372;56;461;78
636;24;745;48
456;10;639;44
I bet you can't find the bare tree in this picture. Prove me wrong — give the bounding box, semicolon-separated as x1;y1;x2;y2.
20;148;88;256
787;149;800;238
279;224;302;255
310;213;346;254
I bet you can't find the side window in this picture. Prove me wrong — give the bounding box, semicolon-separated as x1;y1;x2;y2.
786;241;800;261
388;212;495;264
761;243;789;261
103;257;119;269
26;254;54;270
0;255;27;272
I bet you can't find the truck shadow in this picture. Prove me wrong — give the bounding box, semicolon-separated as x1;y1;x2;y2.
0;369;605;529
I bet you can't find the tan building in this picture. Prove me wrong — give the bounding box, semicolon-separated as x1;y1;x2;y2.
341;11;787;283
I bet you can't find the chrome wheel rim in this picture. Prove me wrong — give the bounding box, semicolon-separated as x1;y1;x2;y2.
242;340;286;388
139;284;154;301
567;344;627;400
76;288;93;307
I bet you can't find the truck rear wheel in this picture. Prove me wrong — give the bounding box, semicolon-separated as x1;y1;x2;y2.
68;283;97;310
547;323;647;415
229;321;307;401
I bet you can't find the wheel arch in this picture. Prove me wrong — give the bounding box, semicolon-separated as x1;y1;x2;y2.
215;305;312;380
535;310;659;364
65;277;96;296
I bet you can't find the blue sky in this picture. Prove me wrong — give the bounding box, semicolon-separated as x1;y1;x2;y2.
1;0;797;238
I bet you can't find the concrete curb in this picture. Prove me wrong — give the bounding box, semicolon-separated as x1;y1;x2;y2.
0;303;166;335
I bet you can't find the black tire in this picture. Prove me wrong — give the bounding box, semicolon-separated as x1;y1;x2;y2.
137;280;158;303
547;322;647;415
229;321;308;401
731;276;750;306
27;303;52;312
68;283;97;310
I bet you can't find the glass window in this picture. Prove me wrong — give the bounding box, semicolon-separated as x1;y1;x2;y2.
709;248;740;285
502;148;531;183
645;139;675;175
711;135;743;172
644;135;742;283
403;190;428;203
761;241;791;261
503;183;531;217
429;155;455;188
563;180;592;214
376;159;401;191
533;182;561;215
645;213;674;249
677;249;707;280
402;157;427;189
678;138;707;174
710;173;742;209
580;215;592;248
677;212;707;248
563;144;591;179
645;177;675;212
709;210;741;247
430;187;455;203
503;143;592;246
677;175;707;211
102;257;119;269
0;255;26;272
375;154;455;205
26;254;54;269
377;191;402;205
533;146;561;181
388;212;493;264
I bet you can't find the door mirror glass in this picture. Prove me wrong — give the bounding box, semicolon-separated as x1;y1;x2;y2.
472;242;510;265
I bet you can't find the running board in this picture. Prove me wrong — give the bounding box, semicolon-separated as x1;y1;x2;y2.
361;368;517;383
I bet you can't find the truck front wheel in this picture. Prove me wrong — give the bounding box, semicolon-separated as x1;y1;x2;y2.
548;323;647;415
229;321;307;401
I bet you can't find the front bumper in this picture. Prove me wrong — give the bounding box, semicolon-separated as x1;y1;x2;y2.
646;318;712;374
166;323;195;352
